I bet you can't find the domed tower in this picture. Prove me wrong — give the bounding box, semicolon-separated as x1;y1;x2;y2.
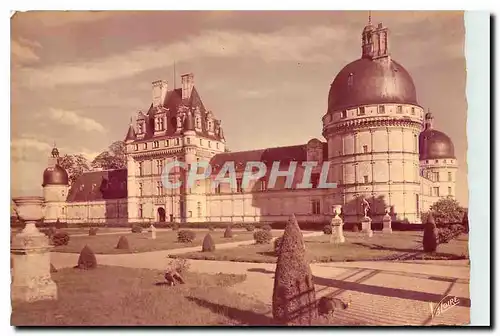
322;19;424;224
42;144;69;223
419;111;457;200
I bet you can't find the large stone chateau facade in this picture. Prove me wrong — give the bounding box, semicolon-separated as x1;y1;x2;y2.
41;20;458;225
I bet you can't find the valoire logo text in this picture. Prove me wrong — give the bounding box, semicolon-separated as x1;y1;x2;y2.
429;295;460;319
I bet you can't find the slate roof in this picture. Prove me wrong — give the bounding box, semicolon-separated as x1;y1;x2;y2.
66;169;127;202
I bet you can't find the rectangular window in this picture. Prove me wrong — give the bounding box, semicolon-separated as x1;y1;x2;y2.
363;175;369;184
448;187;452;195
378;105;385;114
139;162;143;176
341;110;347;119
187;138;190;144
143;143;147;150
448;172;452;181
157;181;163;195
363;145;368;153
208;141;211;148
433;187;440;197
433;172;440;182
236;178;243;193
260;179;267;191
197;202;202;218
134;144;139;151
165;139;169;147
397;105;403;114
138;204;143;218
311;173;320;188
312;200;321;215
200;139;203;146
215;184;221;194
175;138;179;145
216;143;220;149
411;107;415;115
138;183;143;197
357;107;365;116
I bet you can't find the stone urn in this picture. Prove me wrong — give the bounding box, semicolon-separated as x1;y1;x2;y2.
333;205;342;218
330;205;345;244
11;196;57;302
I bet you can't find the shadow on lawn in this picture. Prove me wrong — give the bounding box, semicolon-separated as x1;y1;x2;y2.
351;242;466;260
186;296;275;326
247;268;274;274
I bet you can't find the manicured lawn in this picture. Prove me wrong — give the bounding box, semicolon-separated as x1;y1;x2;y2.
172;231;469;263
52;230;256;254
11;266;359;326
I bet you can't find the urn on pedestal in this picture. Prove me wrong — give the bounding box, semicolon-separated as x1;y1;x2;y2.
330;205;345;244
11;196;58;303
382;207;393;234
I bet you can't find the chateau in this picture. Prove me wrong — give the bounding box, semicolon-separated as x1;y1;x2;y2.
41;20;457;225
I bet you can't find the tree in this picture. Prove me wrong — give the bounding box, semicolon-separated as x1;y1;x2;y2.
428;196;466;225
58;154;91;185
91;141;126;170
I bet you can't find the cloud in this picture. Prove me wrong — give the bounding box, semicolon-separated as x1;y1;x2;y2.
11;37;41;65
17;25;351;88
12;11;119;27
42;108;106;133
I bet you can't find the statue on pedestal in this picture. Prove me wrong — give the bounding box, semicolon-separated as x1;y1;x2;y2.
362;198;370;218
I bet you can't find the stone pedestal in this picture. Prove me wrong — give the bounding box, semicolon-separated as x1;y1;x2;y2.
382;214;393;234
150;225;157;240
361;217;373;238
330;217;345;244
11;196;57;303
11;223;57;302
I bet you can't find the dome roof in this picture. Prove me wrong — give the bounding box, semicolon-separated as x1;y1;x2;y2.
419;129;455;160
42;165;69;186
328;58;419;112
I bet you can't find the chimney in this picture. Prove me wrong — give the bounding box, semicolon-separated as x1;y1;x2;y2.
152;80;168;107
181;73;194;100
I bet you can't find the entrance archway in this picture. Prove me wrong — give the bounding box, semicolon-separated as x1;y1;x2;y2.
157;207;166;222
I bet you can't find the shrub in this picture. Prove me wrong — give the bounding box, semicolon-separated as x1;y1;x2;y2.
55;218;65;229
178;230;196;243
462;212;469;233
51;231;70;246
423;213;438;252
202;233;215;252
273;214;317;325
167;258;190;274
88;227;98;236
323;225;332;235
224;226;233;238
438;224;463;244
208;225;215;231
131;225;143;233
274;235;284;254
254;230;272;244
352;224;359;233
116;236;130;250
245;224;255;232
261;224;272;231
172;223;180;231
76;245;97;270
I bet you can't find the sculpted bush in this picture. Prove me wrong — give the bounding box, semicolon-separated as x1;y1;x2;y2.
323;225;332;235
131;225;143;233
177;230;196;243
254;230;272;244
52;231;70;246
224;225;233;238
423;213;438;252
202;233;215;252
116;236;130;250
88;227;98;236
245;224;255;232
272;214;317;325
172;223;180;231
76;245;97;270
261;224;272;232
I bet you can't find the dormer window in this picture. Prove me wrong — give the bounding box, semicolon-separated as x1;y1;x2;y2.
153;141;159;148
165;139;169;147
195;117;201;129
341;110;347;119
397;105;403;114
357;107;365;116
378;105;385;114
175;138;180;146
208;121;213;131
143;143;147;150
138;123;144;134
134;144;139;151
411;107;415;115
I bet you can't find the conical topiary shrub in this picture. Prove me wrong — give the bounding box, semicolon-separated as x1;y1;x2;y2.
116;236;130;250
423;212;438;252
202;233;215;252
50;263;58;273
224;225;233;238
272;214;317;325
76;245;97;270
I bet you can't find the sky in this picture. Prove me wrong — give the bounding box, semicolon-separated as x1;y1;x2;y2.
10;10;468;206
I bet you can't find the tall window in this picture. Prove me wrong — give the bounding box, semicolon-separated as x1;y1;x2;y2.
139;162;143;176
200;139;204;146
448;172;452;181
448;187;452;195
138;183;143;197
341;110;347;119
215;184;221;194
363;145;368;153
236;178;243;193
260;179;267;191
134;144;139;151
197;202;202;218
165;139;170;147
156;160;164;175
208;141;211;148
156;181;163;195
175;138;180;146
311;200;321;215
143;143;147;150
433;172;439;182
433;187;440;197
363;175;369;184
153;141;159;148
138;204;143;218
414;134;418;152
411;107;415;115
397;105;403;114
